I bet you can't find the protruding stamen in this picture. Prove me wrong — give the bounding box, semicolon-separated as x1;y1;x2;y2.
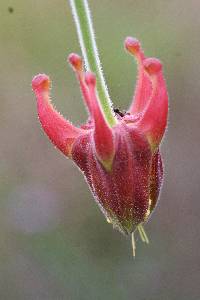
138;58;168;150
138;225;149;244
85;72;115;171
124;37;152;115
131;232;136;257
32;74;82;156
68;53;92;115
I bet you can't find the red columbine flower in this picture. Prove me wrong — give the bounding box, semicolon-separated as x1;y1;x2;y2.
32;37;168;236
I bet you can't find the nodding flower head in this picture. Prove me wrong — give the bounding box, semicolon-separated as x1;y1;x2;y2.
32;37;168;235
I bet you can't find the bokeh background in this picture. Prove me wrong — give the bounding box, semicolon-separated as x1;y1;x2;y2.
0;0;200;299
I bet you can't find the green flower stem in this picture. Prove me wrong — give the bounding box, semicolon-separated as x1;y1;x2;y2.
69;0;117;126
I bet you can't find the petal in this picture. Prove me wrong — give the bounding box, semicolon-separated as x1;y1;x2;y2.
32;74;82;156
137;58;168;150
149;150;163;213
85;72;115;171
68;53;93;116
124;37;152;114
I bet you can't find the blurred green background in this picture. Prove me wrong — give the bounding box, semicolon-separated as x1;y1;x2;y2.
0;0;200;299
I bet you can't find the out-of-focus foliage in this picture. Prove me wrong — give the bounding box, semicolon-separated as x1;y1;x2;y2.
0;0;200;299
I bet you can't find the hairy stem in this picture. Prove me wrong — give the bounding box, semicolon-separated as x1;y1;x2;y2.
69;0;117;126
